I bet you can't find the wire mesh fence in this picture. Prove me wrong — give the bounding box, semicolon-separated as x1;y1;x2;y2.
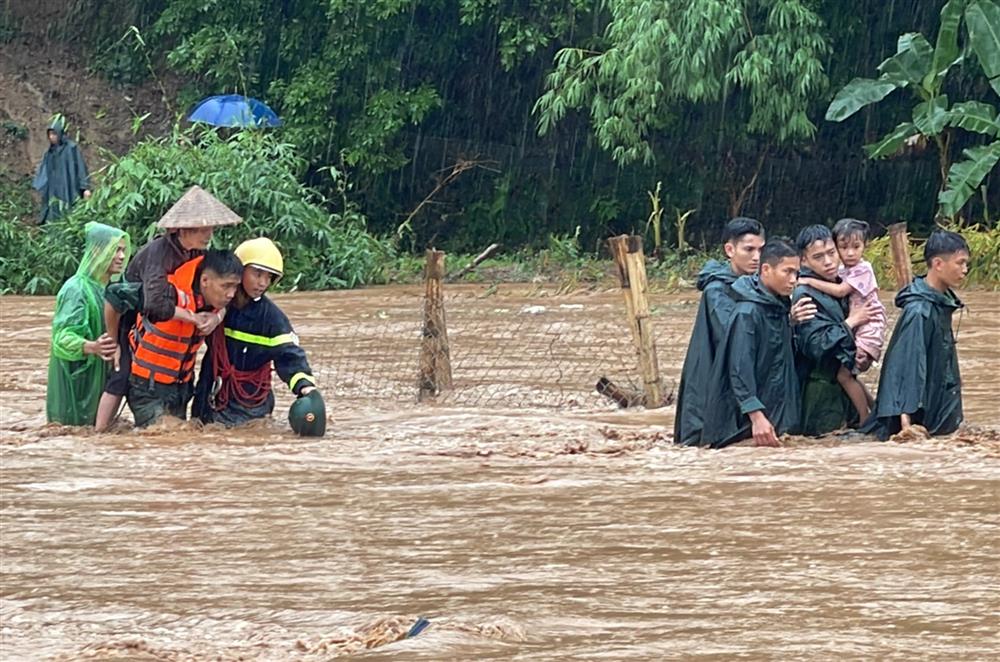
304;289;660;410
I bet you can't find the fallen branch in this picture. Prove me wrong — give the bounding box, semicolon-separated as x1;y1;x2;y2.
449;243;501;281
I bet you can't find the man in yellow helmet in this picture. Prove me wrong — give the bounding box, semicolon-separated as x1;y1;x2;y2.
192;237;324;433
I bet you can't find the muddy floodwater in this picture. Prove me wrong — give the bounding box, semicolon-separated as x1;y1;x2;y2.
2;285;999;660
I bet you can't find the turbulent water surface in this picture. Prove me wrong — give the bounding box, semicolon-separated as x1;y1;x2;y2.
2;286;998;660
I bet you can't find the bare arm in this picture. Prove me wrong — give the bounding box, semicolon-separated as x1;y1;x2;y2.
798;276;854;298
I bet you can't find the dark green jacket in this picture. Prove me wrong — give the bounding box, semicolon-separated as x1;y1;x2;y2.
701;275;800;448
866;277;963;439
32;119;90;223
793;267;856;435
674;259;738;445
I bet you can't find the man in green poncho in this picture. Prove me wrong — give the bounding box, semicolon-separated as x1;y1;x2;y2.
792;225;879;435
866;230;969;440
32;116;91;223
46;222;131;425
674;217;766;445
675;218;816;446
700;240;802;448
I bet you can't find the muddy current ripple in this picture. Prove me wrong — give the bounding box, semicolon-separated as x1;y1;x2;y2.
2;286;999;659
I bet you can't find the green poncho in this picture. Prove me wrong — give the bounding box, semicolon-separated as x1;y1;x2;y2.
32;117;91;223
674;259;738;446
866;277;963;440
46;222;131;425
701;275;800;448
793;267;857;435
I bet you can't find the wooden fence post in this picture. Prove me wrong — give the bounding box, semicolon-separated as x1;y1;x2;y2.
607;235;665;408
418;249;452;400
888;222;914;289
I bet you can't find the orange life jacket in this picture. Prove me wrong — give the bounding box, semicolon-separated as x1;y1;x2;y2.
130;256;208;385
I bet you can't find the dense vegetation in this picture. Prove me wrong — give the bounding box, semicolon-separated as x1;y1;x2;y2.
3;0;999;293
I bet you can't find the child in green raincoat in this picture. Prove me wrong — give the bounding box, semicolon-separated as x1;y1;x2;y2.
46;222;131;425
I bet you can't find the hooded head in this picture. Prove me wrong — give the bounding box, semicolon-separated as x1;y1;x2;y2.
47;116;66;147
77;222;131;285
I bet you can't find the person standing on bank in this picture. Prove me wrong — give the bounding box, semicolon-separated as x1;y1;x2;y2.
46;223;131;425
866;230;970;439
192;238;325;435
32;116;91;223
793;224;881;435
95;186;243;431
700;240;803;448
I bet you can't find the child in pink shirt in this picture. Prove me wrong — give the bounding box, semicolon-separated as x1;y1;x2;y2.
798;218;887;421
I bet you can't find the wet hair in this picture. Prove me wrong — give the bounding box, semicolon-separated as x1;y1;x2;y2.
924;230;970;265
199;249;244;278
832;218;870;244
722;216;764;244
795;224;833;255
760;239;798;267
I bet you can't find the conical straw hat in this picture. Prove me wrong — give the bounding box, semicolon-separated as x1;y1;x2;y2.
157;185;243;229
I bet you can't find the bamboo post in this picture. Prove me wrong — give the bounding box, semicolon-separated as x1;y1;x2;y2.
607;235;665;408
418;249;452;400
887;222;913;289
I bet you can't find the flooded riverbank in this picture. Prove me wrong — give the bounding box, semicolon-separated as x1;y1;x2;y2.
2;286;999;659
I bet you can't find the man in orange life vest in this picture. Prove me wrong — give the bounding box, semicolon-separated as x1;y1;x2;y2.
192;238;325;435
125;249;243;427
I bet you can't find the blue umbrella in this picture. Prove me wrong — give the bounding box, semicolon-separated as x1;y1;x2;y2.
187;94;282;128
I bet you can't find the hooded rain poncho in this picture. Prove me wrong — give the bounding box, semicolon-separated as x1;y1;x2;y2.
46;222;131;425
793;266;857;435
866;276;963;440
32;118;91;223
674;259;739;445
701;275;800;448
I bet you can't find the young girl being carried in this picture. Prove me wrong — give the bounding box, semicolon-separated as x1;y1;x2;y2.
798;218;887;421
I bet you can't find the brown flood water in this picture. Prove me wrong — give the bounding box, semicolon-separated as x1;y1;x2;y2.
1;285;999;660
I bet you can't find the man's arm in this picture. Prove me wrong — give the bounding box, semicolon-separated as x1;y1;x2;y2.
725;310;777;446
798;276;854;298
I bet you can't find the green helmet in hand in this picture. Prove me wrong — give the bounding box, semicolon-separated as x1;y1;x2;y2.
289;390;326;437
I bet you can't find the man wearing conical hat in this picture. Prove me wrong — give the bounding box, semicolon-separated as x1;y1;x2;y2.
95;185;242;431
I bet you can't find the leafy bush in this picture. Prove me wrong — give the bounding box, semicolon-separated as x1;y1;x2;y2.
1;125;392;294
866;222;1000;290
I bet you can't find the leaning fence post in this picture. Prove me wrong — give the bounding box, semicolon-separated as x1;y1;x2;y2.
418;248;452;401
607;235;665;408
887;222;913;289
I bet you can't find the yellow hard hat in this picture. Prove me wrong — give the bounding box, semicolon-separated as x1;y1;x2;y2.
234;237;284;280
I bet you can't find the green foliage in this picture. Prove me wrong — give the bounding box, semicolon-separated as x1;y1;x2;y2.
0;7;20;43
535;0;830;165
2;121;28;140
866;222;1000;290
52;125;389;293
827;0;1000;220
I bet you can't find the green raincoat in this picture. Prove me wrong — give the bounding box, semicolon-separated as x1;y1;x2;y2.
46;222;131;425
701;275;800;448
32;118;91;223
866;277;963;440
674;259;738;445
793;267;856;435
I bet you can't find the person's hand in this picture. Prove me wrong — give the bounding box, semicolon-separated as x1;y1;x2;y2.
845;301;880;329
299;386;316;396
749;411;780;447
790;296;817;325
193;311;223;336
95;333;117;361
900;413;911;430
82;189;92;200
